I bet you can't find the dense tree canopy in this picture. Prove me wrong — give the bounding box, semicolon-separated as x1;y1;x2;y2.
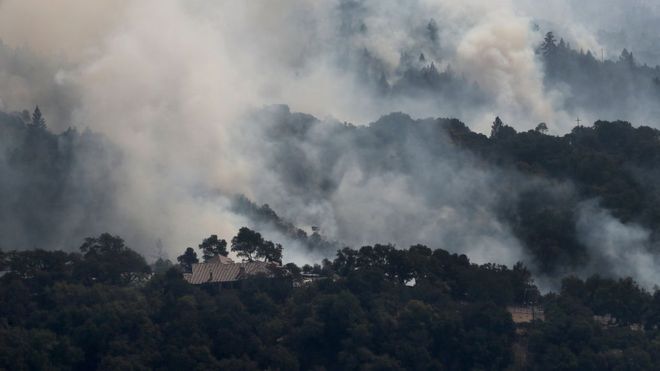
2;230;660;370
448;116;660;273
76;233;150;285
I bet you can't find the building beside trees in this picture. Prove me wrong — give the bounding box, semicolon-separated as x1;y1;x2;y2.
183;254;279;288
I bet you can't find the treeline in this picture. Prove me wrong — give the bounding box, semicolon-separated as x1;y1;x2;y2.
347;18;488;111
231;195;340;253
449;116;660;272
0;107;120;250
539;31;660;119
5;105;660;278
252;106;660;275
353;28;660;121
2;232;660;370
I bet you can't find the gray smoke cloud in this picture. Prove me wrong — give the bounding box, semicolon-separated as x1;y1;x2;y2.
0;0;566;129
515;0;660;65
577;201;660;290
240;107;531;267
513;0;660;127
0;0;659;287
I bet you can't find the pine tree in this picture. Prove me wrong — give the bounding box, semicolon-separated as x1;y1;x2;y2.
491;117;504;138
490;117;516;140
541;32;557;57
29;106;46;130
620;49;635;68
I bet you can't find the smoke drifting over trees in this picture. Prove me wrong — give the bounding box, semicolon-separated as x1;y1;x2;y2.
2;0;660;289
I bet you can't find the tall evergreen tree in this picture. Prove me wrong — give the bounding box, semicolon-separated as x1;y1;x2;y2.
620;48;635;68
541;32;557;57
29;106;46;130
491;117;504;138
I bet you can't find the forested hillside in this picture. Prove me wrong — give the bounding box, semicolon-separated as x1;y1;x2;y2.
238;106;660;282
451;116;660;274
3;107;660;283
3;108;660;369
0;108;120;250
4;1;660;370
539;31;660;120
2;233;660;370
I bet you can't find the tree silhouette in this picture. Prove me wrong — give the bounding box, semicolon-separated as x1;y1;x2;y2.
29;106;46;130
619;48;635;68
198;235;228;262
231;227;282;264
78;233;150;284
491;117;504;138
256;240;283;264
231;227;262;262
3;230;660;370
177;247;198;272
541;32;557;57
490;116;516;140
535;122;548;134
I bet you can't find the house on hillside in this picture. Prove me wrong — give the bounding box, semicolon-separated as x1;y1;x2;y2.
507;306;545;324
184;255;279;288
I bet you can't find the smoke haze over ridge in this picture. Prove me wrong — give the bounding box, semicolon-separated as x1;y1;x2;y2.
1;0;660;288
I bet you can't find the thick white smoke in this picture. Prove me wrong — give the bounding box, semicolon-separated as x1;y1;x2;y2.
0;0;658;289
0;0;557;252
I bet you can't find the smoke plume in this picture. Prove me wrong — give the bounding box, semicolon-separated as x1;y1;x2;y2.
1;0;660;287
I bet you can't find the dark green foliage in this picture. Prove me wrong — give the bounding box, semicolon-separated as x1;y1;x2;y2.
256;240;283;264
198;235;228;261
176;247;198;273
231;227;283;264
451;117;660;273
3;231;660;370
76;233;151;285
231;195;340;253
231;227;261;262
526;276;660;371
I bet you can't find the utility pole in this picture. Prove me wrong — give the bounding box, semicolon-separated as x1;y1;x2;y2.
576;117;581;126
